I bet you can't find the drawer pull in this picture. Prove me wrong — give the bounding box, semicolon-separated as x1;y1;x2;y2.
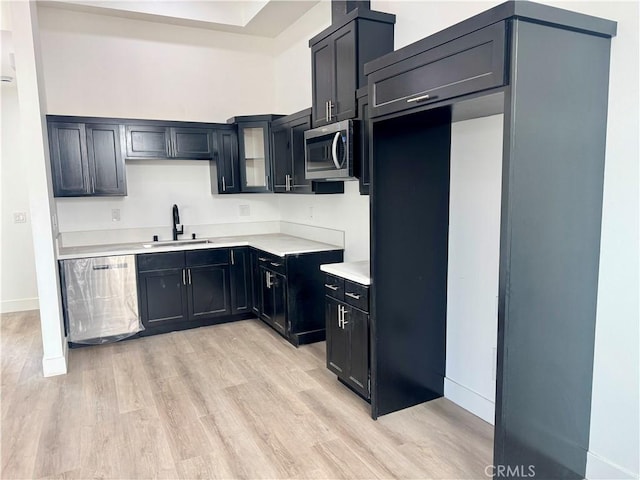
407;93;436;103
258;257;269;261
270;262;282;267
325;284;339;291
345;292;361;300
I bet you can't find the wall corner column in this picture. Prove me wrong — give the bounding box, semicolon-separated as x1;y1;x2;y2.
10;1;67;376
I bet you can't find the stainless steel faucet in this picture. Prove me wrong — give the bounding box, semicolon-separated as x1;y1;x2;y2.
172;204;184;241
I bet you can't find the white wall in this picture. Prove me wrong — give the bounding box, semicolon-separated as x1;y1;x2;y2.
37;6;282;234
445;115;503;425
0;84;39;312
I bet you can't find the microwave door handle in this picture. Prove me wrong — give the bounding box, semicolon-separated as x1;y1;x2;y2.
331;132;341;169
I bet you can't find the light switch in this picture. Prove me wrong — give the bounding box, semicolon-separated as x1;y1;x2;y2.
13;212;27;224
111;209;121;222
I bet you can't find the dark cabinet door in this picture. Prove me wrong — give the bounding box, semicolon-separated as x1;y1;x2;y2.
216;129;240;193
230;248;250;315
49;122;90;197
271;124;290;193
326;297;348;375
345;305;370;399
290;115;313;191
86;124;126;195
171;127;214;160
138;268;189;327
260;267;286;335
270;271;287;335
250;250;262;316
311;39;334;128
125;125;170;159
332;23;357;122
187;265;231;320
238;121;271;192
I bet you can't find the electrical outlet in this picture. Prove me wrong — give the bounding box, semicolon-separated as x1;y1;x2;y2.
239;205;250;217
13;212;27;224
111;209;121;222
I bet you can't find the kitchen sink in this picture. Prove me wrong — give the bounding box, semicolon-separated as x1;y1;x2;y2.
142;239;212;248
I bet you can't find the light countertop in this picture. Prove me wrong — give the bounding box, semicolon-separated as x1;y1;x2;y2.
320;260;370;285
57;234;343;260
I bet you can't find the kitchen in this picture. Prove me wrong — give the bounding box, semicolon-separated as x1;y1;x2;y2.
1;1;638;479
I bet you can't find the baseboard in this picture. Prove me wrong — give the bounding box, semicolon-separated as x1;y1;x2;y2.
1;297;39;313
586;451;639;480
444;377;495;425
42;341;68;377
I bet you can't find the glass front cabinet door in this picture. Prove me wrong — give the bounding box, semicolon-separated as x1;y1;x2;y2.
238;121;271;193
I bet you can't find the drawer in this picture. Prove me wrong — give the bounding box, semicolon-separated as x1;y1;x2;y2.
186;248;230;267
137;252;184;272
324;274;345;301
370;22;506;118
344;280;369;312
257;251;286;276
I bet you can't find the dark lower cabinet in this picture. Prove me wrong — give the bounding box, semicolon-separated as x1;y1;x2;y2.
138;268;189;326
325;274;370;400
137;248;248;334
260;266;287;335
253;248;344;345
187;264;230;319
230;247;251;315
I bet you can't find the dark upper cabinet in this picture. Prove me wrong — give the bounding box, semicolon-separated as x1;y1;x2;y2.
171;127;215;160
214;128;240;194
125;125;170;159
87;124;126;195
49;122;89;196
237;121;272;193
356;88;370;195
49;121;126;197
271;109;344;195
309;9;395;128
230;247;251;315
126;125;215;160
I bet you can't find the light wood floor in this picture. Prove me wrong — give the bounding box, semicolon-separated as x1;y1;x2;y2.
1;310;493;479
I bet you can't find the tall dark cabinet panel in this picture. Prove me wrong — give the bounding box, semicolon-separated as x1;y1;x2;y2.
49;122;89;196
309;9;395;128
366;3;616;479
214;128;240;194
356;88;370;195
86;124;126;195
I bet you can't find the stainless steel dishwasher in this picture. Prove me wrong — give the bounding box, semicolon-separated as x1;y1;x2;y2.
62;255;143;344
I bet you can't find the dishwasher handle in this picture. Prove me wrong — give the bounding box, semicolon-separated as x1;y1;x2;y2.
92;263;129;270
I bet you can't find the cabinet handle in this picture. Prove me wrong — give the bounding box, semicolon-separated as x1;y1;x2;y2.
188;268;192;285
285;174;290;191
182;269;186;286
407;93;432;103
222;176;226;192
266;175;269;189
231;250;234;265
258;257;269;262
325;101;329;122
324;284;339;291
270;262;282;267
345;292;361;300
328;101;333;121
265;271;272;289
337;305;343;327
341;307;349;327
90;176;95;194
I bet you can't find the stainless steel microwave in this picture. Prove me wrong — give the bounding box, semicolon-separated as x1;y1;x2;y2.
304;120;355;181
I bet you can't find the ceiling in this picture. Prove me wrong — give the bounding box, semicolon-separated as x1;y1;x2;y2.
38;0;322;37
